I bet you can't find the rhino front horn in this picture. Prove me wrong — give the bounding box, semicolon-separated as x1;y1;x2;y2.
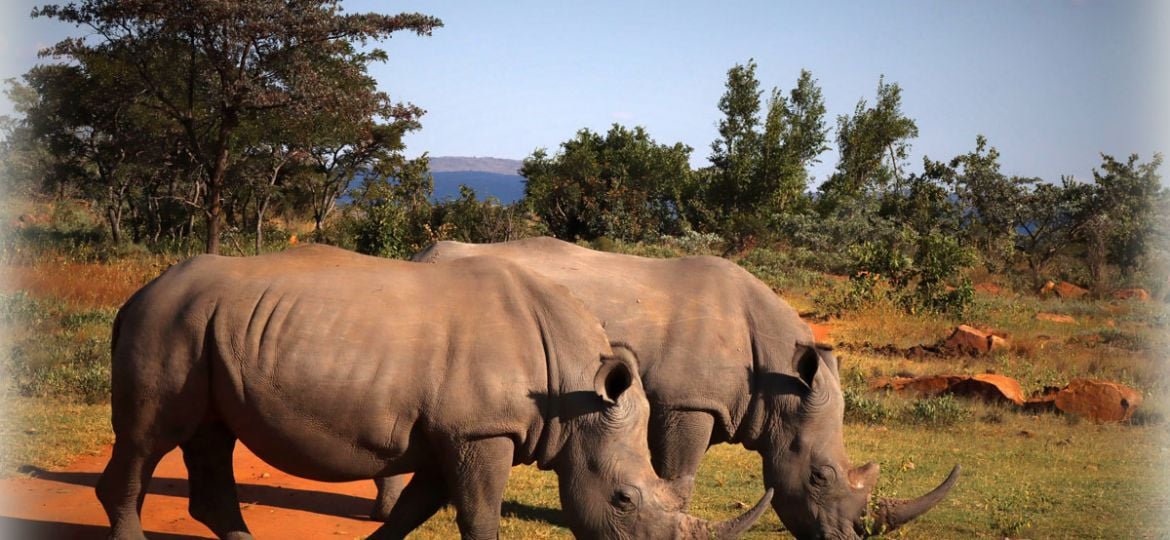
688;488;773;539
869;464;961;535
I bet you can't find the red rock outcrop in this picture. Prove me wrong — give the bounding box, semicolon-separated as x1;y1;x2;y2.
1112;288;1150;302
1053;378;1143;423
944;325;1010;355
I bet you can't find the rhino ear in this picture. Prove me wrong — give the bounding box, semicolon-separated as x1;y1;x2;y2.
794;343;820;389
595;343;639;405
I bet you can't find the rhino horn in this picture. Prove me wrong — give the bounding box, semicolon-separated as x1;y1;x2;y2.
868;464;961;535
684;488;773;539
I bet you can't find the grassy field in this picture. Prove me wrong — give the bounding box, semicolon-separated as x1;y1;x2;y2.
2;213;1167;538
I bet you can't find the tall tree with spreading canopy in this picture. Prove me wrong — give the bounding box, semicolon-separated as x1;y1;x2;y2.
33;0;441;253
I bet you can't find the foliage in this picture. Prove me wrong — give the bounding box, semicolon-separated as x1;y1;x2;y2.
819;76;918;209
2;292;114;404
705;62;830;243
843;387;894;425
348;157;435;259
522;124;693;241
901;395;970;427
28;0;441;254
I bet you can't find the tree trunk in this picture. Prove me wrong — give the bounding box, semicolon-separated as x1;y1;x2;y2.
205;149;229;255
106;204;123;245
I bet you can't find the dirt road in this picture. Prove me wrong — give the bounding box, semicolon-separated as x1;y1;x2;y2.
0;444;388;539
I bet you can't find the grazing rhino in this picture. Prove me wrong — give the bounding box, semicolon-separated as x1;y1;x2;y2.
97;245;771;540
394;237;961;540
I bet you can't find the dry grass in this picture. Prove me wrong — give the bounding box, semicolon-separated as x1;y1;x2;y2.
1;256;167;310
0;397;112;476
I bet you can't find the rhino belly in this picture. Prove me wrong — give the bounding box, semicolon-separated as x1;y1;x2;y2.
210;357;427;482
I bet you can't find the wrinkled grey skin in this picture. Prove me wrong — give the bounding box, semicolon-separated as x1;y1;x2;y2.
393;237;961;540
96;245;770;540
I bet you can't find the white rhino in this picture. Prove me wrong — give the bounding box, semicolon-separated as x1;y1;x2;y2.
97;245;770;540
388;237;961;540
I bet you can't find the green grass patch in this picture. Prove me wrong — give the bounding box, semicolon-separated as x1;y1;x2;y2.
0;397;112;476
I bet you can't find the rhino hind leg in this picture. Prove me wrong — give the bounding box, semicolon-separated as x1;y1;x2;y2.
95;440;171;540
181;421;252;539
368;469;449;538
370;474;409;521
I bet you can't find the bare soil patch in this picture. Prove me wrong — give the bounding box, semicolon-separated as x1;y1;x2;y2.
0;444;388;539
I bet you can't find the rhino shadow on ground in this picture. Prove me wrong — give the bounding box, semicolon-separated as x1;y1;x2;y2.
0;516;206;540
16;467;371;519
500;501;565;527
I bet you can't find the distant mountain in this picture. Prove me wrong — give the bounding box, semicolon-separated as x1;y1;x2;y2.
428;156;525;204
429;156;523;176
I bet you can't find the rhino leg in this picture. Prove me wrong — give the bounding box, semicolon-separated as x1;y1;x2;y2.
95;440;171;540
649;410;715;509
181;422;251;539
370;474;409;521
442;437;515;540
368;469;449;539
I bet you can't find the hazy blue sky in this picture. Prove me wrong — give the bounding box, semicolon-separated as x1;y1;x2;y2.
3;1;1166;185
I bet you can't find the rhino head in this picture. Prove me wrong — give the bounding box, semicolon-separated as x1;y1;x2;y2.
752;344;960;540
557;345;773;539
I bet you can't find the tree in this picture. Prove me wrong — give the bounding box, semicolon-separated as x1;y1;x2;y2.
820;76;918;210
1012;177;1085;286
708;60;762;223
706;63;829;242
34;0;441;253
523;124;693;241
759;69;829;213
1089;152;1165;277
940;135;1028;272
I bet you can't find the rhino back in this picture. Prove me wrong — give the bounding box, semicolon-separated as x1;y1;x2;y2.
115;246;606;480
415;238;814;440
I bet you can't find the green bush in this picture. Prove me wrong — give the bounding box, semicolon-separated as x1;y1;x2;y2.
843;387;893;425
902;395;970;427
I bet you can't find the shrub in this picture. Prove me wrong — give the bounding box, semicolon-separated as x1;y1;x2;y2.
902;395;970;427
843;387;893;425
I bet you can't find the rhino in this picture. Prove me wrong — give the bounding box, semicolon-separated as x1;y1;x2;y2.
391;237;961;540
96;245;772;540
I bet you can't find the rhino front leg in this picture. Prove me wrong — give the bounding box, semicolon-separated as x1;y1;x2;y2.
443;437;515;540
370;474;409;521
649;410;715;509
181;421;251;540
368;469;449;539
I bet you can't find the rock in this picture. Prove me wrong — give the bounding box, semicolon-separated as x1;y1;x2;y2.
1053;378;1143;422
1053;281;1089;299
974;282;1007;295
988;335;1010;353
1036;312;1076;324
873;373;1025;406
869;375;963;397
1112;288;1150;302
1039;280;1056;295
949;374;1026;406
945;325;992;355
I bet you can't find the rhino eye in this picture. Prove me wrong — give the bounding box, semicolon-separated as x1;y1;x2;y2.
612;487;638;511
812;465;838;487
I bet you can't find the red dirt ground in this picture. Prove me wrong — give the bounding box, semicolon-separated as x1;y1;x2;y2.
0;444;393;539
